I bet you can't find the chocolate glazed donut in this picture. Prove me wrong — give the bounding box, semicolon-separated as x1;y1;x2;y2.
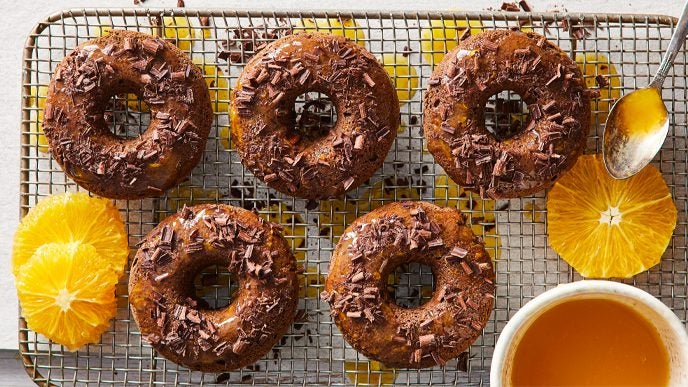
322;202;495;368
424;30;591;199
43;30;212;199
230;32;399;199
129;204;299;372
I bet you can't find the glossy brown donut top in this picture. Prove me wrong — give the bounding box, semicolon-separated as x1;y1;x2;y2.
43;30;212;199
424;30;591;199
323;201;495;368
230;32;399;199
129;204;299;372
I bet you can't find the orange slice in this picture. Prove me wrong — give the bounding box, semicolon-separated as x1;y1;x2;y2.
547;155;677;278
13;192;129;277
16;243;118;351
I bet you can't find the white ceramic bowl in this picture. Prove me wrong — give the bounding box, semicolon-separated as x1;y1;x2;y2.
491;280;688;386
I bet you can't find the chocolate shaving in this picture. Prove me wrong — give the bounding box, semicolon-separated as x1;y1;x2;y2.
232;340;249;354
343;176;356;190
428;238;444;248
541;100;556;112
154;272;169;282
123;38;135;51
362;73;376;87
500;2;520;12
350;272;365;283
353;135;365;150
529;103;543;120
450;246;468;258
142;38;161;55
459;27;471;41
518;0;532;11
419;334;435;347
595;74;610;87
460;261;473;275
546;112;562;122
545;63;562;86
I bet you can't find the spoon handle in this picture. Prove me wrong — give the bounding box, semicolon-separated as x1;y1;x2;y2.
651;0;688;89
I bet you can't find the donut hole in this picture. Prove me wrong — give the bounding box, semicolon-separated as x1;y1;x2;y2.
193;265;239;310
484;90;529;141
386;262;435;308
288;91;338;142
105;92;150;140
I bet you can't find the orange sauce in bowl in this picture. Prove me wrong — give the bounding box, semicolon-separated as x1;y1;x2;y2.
510;298;669;386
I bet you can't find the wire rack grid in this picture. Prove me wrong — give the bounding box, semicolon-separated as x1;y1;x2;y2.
18;8;687;386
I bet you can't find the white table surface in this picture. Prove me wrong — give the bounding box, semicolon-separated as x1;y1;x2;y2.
0;0;682;352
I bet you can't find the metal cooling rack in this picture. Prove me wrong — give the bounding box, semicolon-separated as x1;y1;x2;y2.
19;8;688;386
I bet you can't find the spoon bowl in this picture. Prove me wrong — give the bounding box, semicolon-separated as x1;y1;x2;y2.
603;87;669;179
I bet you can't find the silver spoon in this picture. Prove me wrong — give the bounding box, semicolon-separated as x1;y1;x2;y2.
603;1;688;179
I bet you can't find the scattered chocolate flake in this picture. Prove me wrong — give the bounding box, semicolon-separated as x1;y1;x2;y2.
343;176;356;190
401;46;413;57
546;112;562;122
595;74;610;87
450;246;468;258
459;27;471;41
457;352;470;372
350;272;365;283
123;38;135;51
441;122;456;135
545;63;562;86
305;200;319;211
518;0;532;11
154;272;169;282
353;135;365;150
215;373;230;383
541;100;556;112
500;2;520;12
232;340;249;354
362;73;376;87
419;334;435;347
562;116;577;126
142;38;162;55
218;20;292;64
428;238;444;248
460;261;473;275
